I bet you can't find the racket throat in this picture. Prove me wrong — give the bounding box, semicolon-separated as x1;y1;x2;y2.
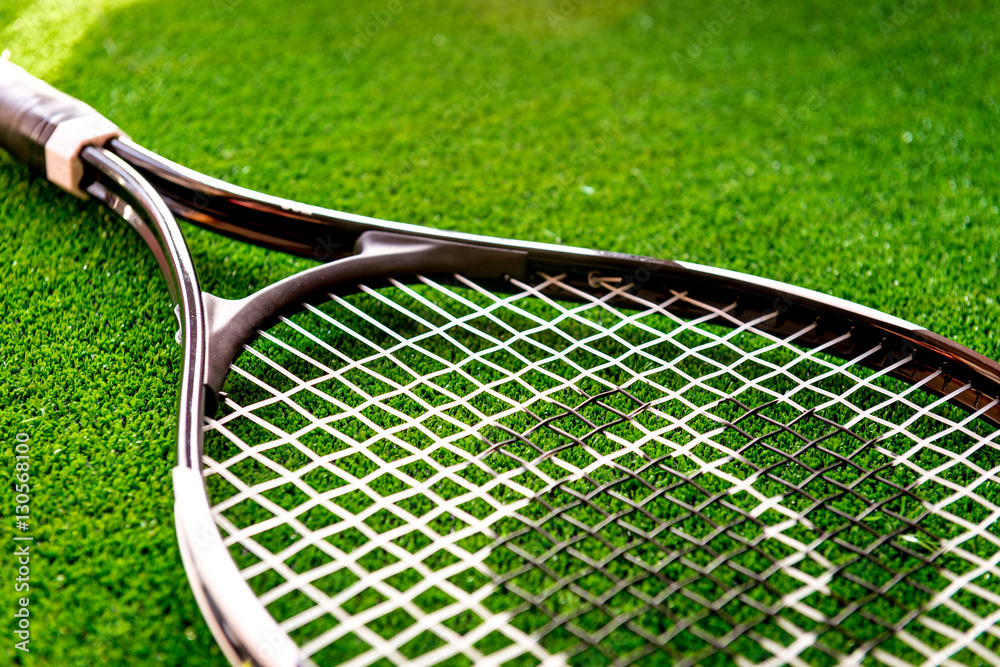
202;230;528;403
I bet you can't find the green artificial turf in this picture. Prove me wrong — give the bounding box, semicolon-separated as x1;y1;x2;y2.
0;0;999;665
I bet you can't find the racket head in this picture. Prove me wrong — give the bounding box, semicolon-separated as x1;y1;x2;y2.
172;224;1000;666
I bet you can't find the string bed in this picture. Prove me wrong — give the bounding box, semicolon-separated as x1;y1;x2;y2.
203;273;1000;667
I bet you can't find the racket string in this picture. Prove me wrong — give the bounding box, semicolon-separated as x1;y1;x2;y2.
202;274;1000;667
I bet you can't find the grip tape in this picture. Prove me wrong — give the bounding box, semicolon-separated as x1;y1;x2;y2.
0;59;124;198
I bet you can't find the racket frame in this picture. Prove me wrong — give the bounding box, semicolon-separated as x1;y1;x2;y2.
75;137;1000;666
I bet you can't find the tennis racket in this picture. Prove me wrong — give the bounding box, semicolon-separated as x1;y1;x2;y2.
3;57;999;667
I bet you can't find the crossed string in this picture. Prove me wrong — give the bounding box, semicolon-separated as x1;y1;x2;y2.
202;273;1000;667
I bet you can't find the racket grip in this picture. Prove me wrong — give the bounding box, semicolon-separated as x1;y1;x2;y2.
0;58;124;198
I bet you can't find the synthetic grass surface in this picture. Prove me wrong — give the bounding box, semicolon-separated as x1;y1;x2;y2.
0;0;998;665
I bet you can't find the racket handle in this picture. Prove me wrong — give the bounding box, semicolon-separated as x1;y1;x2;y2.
0;58;124;198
